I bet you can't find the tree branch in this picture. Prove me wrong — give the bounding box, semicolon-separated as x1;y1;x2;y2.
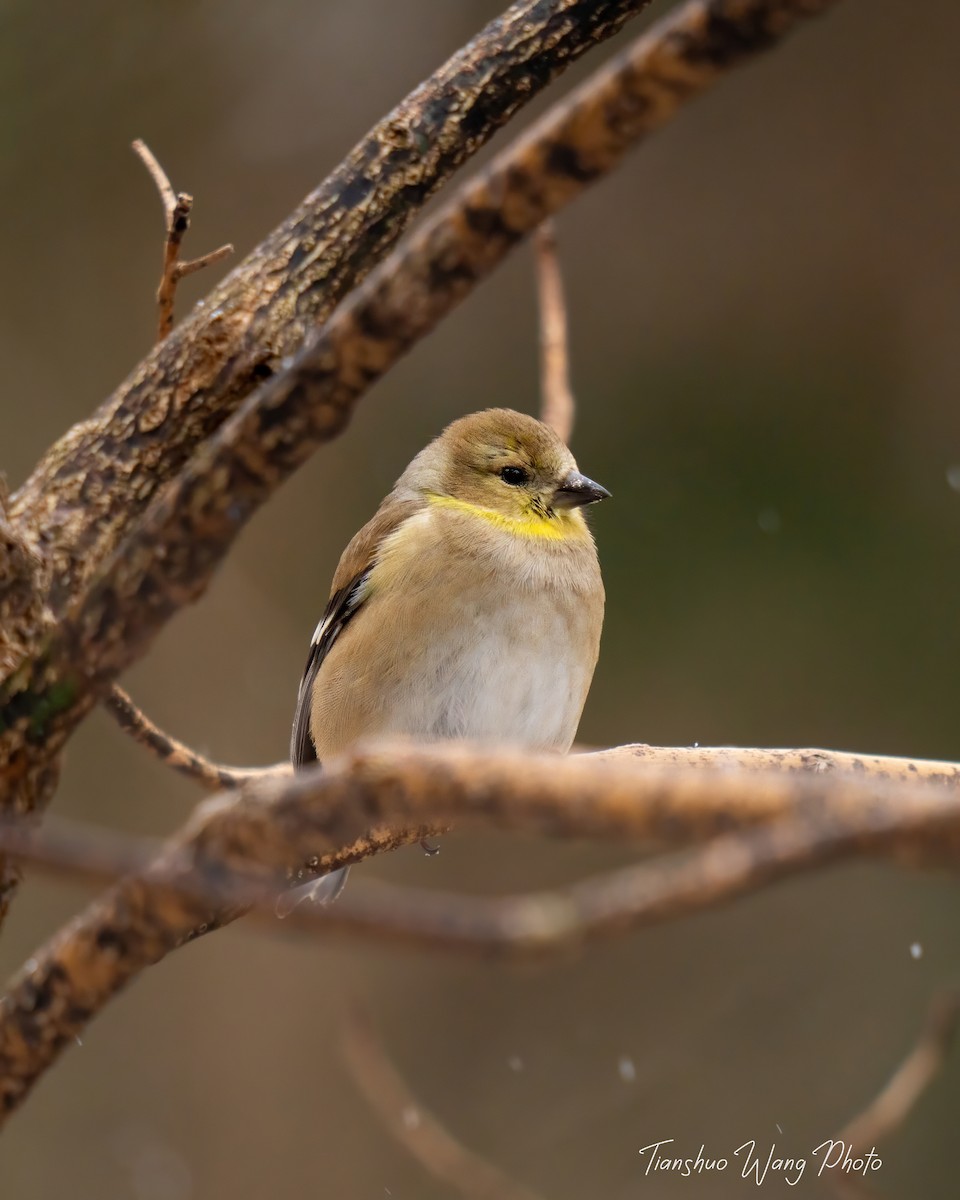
0;799;927;961
100;144;237;781
8;742;960;950
3;739;960;1121
0;0;842;792
0;485;57;913
10;0;655;616
0;0;658;887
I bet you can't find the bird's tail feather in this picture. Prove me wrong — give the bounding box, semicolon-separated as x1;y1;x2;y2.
274;866;351;918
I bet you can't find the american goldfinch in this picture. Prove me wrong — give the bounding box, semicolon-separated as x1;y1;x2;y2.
285;407;608;907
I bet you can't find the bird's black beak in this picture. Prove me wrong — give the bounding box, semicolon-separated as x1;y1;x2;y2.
552;470;611;509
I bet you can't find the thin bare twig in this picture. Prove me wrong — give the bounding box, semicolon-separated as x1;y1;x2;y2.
342;1005;545;1200
820;990;960;1199
102;685;280;791
176;245;234;278
839;990;960;1153
535;220;575;444
107;146;237;786
131;138;233;342
131;138;179;214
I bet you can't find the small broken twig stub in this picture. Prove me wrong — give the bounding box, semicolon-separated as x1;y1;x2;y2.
132;138;233;342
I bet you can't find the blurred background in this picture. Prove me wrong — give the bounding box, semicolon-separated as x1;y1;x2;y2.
2;0;960;1195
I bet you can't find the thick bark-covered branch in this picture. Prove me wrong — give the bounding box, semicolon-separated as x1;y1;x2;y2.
0;498;47;681
10;739;960;901
10;0;653;616
0;0;656;890
0;0;840;785
3;739;960;1121
0;795;941;961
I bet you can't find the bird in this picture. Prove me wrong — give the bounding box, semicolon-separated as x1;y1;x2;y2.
282;407;609;910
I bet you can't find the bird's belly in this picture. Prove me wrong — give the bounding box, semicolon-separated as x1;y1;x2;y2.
377;597;590;751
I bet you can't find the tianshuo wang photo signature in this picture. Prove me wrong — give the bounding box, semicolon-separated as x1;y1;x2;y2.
638;1138;882;1186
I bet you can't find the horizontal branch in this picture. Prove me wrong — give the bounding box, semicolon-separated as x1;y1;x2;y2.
600;743;960;787
0;804;931;962
8;742;960;952
3;738;960;1120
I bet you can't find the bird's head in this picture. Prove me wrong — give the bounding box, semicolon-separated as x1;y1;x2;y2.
418;408;610;529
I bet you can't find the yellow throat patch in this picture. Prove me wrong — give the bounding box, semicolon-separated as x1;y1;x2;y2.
425;492;586;541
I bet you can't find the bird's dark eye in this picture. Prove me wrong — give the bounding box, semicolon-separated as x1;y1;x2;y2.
499;466;529;486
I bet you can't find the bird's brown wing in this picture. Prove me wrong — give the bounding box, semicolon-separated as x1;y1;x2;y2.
291;570;371;766
290;494;422;767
